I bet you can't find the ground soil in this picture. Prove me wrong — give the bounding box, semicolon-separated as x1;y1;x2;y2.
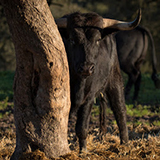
1;106;160;159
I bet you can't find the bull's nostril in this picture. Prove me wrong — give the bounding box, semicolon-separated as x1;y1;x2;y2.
78;64;84;73
77;63;95;77
89;65;95;74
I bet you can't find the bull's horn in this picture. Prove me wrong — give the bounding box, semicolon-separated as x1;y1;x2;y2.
102;9;141;30
55;18;67;28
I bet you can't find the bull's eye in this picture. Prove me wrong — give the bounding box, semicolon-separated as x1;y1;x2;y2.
70;39;75;45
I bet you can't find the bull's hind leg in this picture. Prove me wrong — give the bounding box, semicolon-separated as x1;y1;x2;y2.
75;102;93;153
125;66;141;101
125;73;135;100
133;71;141;101
98;93;107;135
107;69;128;144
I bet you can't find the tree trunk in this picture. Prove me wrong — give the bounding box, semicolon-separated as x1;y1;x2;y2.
0;0;70;159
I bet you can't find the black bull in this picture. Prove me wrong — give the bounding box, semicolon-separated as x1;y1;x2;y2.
56;10;141;152
116;26;160;101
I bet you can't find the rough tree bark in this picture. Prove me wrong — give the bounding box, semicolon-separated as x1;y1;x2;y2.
0;0;70;159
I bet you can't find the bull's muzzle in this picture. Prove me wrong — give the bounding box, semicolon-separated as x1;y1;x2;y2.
78;63;95;77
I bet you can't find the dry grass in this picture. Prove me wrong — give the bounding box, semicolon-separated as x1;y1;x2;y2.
1;112;160;160
0;133;16;160
1;130;160;160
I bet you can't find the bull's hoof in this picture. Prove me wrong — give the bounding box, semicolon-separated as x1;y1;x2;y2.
120;137;129;145
79;148;88;157
80;146;88;153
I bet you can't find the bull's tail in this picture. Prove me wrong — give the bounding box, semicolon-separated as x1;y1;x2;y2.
139;26;160;88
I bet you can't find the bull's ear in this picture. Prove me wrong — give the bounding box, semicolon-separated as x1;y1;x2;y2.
101;28;119;38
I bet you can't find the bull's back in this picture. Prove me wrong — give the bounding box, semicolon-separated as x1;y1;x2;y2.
115;28;148;71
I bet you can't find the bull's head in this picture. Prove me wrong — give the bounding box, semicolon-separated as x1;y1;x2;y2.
56;10;141;78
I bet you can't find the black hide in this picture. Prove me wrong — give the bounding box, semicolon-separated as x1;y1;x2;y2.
115;26;159;101
58;12;128;152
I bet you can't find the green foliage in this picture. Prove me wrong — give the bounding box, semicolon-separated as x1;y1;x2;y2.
123;73;160;105
0;71;14;101
91;104;99;117
0;6;16;71
0;71;14;118
127;104;153;117
153;121;160;126
0;96;9;109
0;97;13;118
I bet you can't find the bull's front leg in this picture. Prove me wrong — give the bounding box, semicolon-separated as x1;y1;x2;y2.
75;102;93;153
107;69;128;144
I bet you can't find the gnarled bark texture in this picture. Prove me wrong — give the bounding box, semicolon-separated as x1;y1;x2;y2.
0;0;70;159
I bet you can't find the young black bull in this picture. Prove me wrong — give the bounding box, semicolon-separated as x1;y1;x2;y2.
115;26;160;101
56;10;141;152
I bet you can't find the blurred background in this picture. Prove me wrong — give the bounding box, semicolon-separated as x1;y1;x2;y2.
0;0;160;72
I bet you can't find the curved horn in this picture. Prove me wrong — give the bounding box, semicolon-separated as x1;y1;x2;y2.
55;18;67;28
103;9;141;30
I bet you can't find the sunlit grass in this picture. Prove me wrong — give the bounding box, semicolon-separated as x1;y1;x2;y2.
0;97;13;118
126;104;154;117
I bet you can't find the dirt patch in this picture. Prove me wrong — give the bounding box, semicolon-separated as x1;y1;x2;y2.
1;111;160;159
